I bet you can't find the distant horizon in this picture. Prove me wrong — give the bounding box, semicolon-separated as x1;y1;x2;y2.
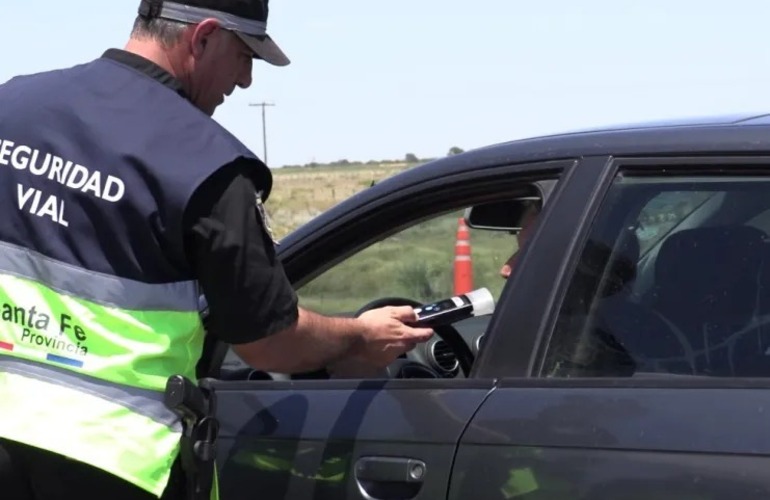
273;109;770;168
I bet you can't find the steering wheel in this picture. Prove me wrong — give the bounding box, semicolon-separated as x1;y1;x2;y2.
354;297;475;377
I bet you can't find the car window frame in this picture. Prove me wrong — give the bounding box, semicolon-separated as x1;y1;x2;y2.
473;155;615;378
523;154;770;386
281;161;567;287
273;159;577;380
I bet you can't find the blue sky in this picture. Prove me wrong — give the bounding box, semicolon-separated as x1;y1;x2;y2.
2;1;769;167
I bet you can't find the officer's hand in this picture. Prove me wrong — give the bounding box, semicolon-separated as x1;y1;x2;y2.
353;306;435;368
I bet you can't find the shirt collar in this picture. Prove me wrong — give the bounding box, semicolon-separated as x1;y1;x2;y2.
101;48;189;100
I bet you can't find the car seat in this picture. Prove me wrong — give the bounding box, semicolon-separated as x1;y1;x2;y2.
724;240;770;376
588;228;701;375
646;225;767;375
555;227;698;376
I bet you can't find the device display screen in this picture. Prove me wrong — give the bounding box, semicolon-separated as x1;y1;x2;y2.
420;299;458;315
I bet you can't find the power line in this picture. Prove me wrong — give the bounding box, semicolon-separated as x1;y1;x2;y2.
249;101;275;164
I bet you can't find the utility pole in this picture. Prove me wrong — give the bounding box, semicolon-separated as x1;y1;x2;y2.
249;101;275;164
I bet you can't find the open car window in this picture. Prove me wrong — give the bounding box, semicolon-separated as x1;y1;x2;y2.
216;168;566;378
295;208;518;316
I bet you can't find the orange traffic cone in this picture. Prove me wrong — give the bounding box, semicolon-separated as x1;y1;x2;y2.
454;217;473;295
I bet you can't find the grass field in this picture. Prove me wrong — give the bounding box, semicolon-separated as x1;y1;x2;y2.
296;211;515;314
267;162;413;239
266;162;517;314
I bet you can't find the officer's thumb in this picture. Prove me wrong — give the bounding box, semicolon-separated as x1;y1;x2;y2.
388;305;420;323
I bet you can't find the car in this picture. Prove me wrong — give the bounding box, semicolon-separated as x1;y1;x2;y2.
200;112;770;499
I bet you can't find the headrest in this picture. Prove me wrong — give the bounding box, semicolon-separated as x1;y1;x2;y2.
655;225;766;303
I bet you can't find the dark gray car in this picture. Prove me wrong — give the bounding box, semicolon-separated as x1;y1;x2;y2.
202;113;770;499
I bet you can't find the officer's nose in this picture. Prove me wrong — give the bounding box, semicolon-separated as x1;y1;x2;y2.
500;253;517;279
238;58;253;89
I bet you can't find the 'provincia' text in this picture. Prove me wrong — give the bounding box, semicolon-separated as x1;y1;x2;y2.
1;302;89;357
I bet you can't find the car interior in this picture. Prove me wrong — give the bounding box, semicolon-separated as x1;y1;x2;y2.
545;175;770;379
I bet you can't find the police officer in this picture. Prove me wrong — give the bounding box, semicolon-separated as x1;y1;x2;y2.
0;1;434;498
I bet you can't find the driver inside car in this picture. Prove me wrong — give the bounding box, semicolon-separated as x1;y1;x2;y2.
477;193;646;375
498;201;541;280
330;197;544;379
489;195;686;377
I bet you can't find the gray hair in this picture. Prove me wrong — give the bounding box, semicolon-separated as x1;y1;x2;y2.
130;15;189;47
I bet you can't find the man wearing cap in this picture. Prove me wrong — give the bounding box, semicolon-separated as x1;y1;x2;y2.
0;1;434;498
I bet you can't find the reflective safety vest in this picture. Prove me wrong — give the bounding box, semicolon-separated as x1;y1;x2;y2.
0;244;204;494
0;55;269;497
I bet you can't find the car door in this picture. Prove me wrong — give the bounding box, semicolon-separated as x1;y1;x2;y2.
208;158;578;500
450;156;770;500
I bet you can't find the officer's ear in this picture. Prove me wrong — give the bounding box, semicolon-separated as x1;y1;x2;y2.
190;19;222;59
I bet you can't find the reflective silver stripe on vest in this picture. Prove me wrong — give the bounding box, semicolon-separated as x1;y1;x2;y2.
0;240;199;312
159;1;268;36
0;356;182;431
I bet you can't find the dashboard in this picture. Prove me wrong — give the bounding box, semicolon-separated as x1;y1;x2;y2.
406;315;490;378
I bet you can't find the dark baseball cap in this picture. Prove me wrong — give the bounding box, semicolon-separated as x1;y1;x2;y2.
138;0;290;66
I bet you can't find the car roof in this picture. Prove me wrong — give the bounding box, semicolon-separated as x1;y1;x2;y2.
367;111;770;188
280;111;770;246
529;112;770;136
479;111;770;155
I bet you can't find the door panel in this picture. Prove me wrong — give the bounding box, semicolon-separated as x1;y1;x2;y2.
212;379;494;500
451;162;770;499
449;384;770;499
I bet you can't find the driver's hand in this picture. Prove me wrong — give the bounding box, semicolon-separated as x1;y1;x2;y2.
352;305;434;368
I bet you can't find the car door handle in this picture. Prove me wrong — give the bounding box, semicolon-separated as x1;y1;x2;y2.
355;457;426;499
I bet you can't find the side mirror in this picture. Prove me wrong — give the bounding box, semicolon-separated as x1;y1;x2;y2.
464;197;541;233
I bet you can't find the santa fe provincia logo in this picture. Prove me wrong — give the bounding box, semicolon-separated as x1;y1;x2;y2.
0;301;90;369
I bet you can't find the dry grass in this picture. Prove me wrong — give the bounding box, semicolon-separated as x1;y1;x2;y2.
266;163;414;239
261;161;516;315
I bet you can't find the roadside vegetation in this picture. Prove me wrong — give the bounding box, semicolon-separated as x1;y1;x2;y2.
265;148;513;314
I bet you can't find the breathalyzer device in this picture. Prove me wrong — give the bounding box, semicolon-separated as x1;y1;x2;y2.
412;288;495;327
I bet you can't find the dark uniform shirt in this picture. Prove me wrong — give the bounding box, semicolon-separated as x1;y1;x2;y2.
102;49;298;346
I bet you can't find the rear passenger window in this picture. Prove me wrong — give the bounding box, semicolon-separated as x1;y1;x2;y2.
542;174;770;378
635;191;713;256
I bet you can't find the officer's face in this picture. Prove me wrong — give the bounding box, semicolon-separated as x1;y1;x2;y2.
186;20;254;115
